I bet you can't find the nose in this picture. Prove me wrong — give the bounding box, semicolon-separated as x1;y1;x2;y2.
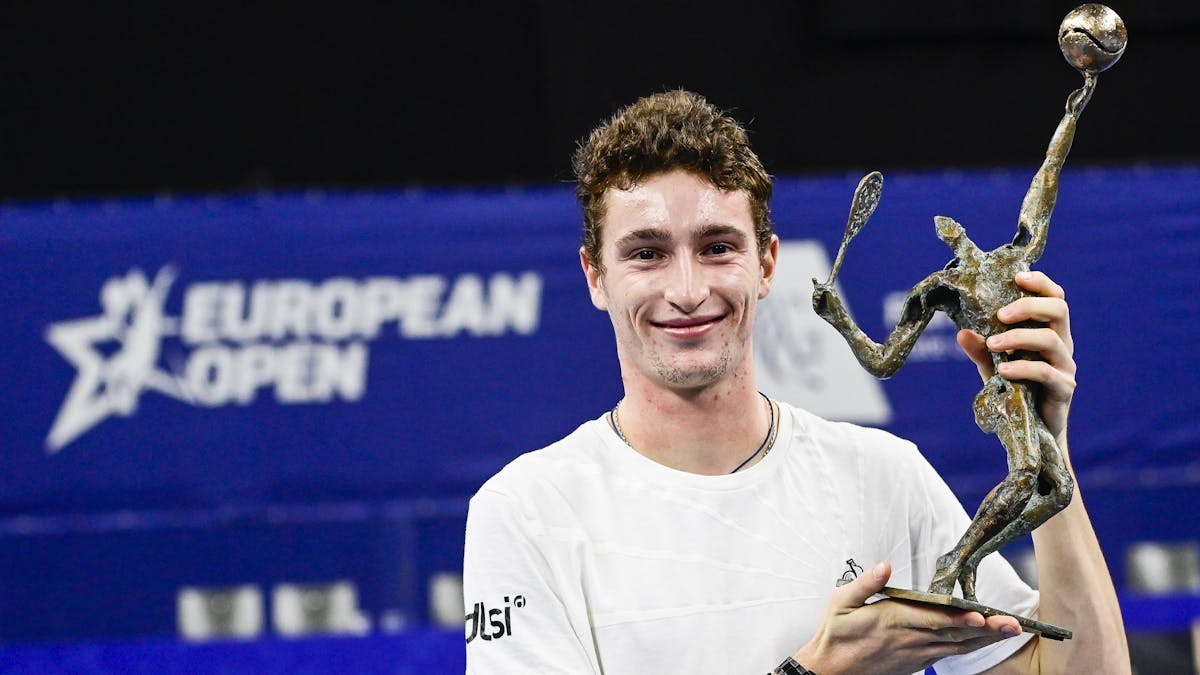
663;255;709;313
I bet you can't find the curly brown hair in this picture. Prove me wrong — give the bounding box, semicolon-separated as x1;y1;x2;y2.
572;89;774;271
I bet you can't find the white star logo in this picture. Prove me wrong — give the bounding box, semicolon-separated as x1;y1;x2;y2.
44;266;191;452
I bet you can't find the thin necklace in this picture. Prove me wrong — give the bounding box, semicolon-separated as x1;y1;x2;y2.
608;393;779;474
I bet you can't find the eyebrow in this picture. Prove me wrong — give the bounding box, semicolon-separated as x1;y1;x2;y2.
613;227;672;250
695;224;749;244
613;224;748;250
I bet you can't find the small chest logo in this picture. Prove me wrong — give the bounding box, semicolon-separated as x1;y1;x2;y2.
837;558;864;587
465;595;525;643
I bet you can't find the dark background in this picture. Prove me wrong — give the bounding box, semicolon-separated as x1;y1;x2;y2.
4;1;1196;202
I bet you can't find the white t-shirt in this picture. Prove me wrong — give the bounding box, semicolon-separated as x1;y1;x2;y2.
463;402;1037;674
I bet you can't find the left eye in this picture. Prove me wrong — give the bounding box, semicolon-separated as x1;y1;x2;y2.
708;244;730;255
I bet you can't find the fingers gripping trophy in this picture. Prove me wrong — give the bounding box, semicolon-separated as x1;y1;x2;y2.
812;5;1127;640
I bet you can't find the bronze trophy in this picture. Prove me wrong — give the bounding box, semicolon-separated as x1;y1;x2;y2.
813;4;1127;640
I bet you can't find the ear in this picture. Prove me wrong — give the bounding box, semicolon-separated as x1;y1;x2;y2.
580;246;609;311
758;235;779;299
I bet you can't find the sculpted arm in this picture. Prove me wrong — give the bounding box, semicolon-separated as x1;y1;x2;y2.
1016;79;1093;262
811;272;947;379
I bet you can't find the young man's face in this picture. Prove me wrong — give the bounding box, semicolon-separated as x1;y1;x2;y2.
581;169;777;392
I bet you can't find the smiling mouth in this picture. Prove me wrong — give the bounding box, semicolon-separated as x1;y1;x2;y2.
652;315;726;337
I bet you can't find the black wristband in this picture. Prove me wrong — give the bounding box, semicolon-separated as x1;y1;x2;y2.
774;656;816;675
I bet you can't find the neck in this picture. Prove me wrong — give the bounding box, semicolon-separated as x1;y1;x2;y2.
615;373;771;475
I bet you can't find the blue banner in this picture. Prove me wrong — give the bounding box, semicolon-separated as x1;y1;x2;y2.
2;165;1198;640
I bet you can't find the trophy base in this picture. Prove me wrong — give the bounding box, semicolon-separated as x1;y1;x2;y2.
876;586;1072;641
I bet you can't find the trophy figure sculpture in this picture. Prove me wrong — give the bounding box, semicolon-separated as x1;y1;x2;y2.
812;4;1127;640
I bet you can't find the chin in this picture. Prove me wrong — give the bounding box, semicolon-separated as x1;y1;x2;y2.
653;353;733;388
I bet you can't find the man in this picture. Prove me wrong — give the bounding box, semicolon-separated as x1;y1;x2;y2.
463;90;1128;674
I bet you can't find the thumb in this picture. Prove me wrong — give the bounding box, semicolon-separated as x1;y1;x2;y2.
956;329;994;381
836;561;891;608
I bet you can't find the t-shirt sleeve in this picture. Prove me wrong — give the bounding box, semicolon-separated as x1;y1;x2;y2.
463;485;601;674
904;446;1040;675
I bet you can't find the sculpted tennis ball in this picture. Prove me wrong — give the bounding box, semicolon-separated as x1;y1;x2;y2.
1059;4;1127;74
